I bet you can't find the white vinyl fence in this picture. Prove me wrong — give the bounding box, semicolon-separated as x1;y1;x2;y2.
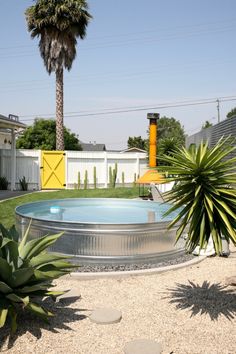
0;149;148;190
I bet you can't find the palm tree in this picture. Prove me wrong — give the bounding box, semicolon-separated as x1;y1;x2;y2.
25;0;92;150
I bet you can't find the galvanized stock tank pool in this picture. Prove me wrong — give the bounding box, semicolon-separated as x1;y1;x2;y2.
15;198;184;264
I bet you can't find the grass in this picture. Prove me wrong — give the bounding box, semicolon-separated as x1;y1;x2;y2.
0;187;141;228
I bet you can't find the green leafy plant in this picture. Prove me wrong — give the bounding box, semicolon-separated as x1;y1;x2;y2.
109;166;112;188
133;173;137;187
112;163;118;188
93;166;97;189
159;137;236;254
19;176;28;191
0;223;75;333
84;170;88;189
77;171;81;189
122;172;125;187
0;176;8;190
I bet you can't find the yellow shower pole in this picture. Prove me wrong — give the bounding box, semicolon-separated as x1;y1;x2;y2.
147;113;159;168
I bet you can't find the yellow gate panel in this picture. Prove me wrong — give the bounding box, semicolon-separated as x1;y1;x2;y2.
41;151;65;189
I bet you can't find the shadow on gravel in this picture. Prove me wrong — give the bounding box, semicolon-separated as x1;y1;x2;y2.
167;280;236;321
0;295;88;350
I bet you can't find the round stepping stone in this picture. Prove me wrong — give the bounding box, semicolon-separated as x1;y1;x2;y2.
124;339;162;354
90;308;122;324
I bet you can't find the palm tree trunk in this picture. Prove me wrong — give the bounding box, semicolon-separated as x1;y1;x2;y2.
56;67;64;150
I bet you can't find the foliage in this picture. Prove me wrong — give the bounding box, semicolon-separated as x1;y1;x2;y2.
77;171;81;189
19;176;28;191
159;137;236;254
16;119;82;151
84;170;88;189
226;107;236;119
112;163;118;188
158;137;179;164
0;223;75;333
202;120;213;129
25;0;92;74
127;136;147;150
122;172;125;187
0;188;141;228
25;0;92;150
0;177;8;190
93;166;97;189
109;164;117;188
133;173;137;187
157;116;185;146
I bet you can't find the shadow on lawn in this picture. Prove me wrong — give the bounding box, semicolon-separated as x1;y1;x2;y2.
0;295;88;350
167;280;236;321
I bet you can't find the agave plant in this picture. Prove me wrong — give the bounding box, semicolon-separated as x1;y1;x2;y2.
159;136;236;254
0;223;75;333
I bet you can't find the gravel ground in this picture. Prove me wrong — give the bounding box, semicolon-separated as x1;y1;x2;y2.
0;246;235;354
77;253;194;272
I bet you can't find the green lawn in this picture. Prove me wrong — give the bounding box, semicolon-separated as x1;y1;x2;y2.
0;187;141;228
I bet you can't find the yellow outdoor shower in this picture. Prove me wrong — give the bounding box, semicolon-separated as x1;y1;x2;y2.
136;112;164;184
148;112;159;168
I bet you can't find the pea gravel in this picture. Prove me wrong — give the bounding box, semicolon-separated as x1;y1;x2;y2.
76;253;194;273
0;246;235;354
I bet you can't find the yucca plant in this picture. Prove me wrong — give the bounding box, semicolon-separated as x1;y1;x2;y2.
0;223;75;333
159;136;236;254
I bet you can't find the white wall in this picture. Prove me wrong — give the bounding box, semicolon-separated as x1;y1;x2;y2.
0;149;148;190
0;149;41;190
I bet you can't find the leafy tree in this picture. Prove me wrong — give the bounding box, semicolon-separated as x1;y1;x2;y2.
25;0;92;150
157;116;185;146
158;137;179;157
202;120;213;129
226;107;236;119
16;119;82;151
127;136;147;150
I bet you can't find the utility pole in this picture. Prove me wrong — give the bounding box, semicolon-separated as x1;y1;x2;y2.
216;99;220;123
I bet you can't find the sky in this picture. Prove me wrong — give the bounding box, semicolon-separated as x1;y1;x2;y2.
0;0;236;150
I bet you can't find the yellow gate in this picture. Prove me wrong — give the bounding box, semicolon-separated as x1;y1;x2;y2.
41;151;66;189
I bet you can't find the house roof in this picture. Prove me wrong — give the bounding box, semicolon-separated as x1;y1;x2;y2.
120;147;147;153
0;114;26;130
81;142;106;151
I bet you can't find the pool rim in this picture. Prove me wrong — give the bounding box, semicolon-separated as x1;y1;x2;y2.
15;197;174;226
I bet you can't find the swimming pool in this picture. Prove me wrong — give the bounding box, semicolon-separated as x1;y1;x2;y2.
15;198;184;264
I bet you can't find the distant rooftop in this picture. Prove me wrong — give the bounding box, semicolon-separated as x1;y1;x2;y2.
81;142;106;151
120;147;147;153
0;114;26;130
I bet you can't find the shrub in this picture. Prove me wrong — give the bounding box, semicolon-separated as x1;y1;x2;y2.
159;137;236;254
0;176;8;190
0;223;75;333
19;176;28;191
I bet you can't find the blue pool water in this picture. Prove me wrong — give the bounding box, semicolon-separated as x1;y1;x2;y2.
16;198;176;224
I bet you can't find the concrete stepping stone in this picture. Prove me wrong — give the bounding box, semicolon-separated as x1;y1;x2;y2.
124;339;162;354
90;308;122;324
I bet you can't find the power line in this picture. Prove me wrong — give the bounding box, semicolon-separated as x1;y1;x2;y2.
20;95;236;121
0;21;235;59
